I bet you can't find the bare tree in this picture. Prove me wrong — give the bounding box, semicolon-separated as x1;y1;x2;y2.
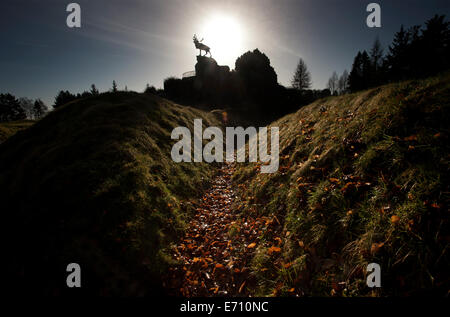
18;97;34;119
292;58;311;91
370;36;384;72
338;70;349;94
327;71;339;95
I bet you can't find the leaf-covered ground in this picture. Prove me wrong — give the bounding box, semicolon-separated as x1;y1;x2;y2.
1;74;448;297
165;163;256;296
163;73;449;297
231;73;450;296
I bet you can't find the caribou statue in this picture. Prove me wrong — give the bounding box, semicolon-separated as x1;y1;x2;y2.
193;34;211;57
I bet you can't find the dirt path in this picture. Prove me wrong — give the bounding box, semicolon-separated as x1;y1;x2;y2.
164;163;265;296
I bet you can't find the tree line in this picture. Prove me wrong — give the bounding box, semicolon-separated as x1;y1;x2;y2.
324;14;449;95
0;80;148;123
0;93;47;122
52;80;161;108
170;13;448;121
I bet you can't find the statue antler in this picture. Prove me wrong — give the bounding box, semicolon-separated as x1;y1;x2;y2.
193;34;204;43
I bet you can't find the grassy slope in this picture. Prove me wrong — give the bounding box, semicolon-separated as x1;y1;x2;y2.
0;120;34;143
0;92;220;295
233;73;450;296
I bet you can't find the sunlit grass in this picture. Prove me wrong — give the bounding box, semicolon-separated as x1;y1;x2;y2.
232;72;450;296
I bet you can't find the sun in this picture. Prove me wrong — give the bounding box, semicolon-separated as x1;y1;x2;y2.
199;14;244;68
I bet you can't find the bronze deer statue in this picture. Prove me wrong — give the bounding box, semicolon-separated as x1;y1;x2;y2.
193;34;211;57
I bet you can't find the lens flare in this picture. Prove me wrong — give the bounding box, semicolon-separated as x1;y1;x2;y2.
199;14;244;68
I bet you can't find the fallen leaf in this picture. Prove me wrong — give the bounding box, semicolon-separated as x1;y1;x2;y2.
371;242;384;254
274;237;282;245
268;246;281;255
282;262;293;269
391;215;400;224
247;242;257;249
272;282;283;296
404;135;418;141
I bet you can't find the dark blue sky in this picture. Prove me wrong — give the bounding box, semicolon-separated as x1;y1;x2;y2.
1;0;449;105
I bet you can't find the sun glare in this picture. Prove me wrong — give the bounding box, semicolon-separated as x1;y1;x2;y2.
199;14;244;68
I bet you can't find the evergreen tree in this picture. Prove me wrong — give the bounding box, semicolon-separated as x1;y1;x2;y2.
370;37;384;72
386;25;411;81
348;52;363;92
80;91;91;98
420;15;450;76
291;58;312;92
112;80;118;93
54;90;77;108
370;37;384;85
90;84;99;95
361;51;372;88
33;99;48;119
0;93;26;122
385;15;449;80
348;51;372;92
